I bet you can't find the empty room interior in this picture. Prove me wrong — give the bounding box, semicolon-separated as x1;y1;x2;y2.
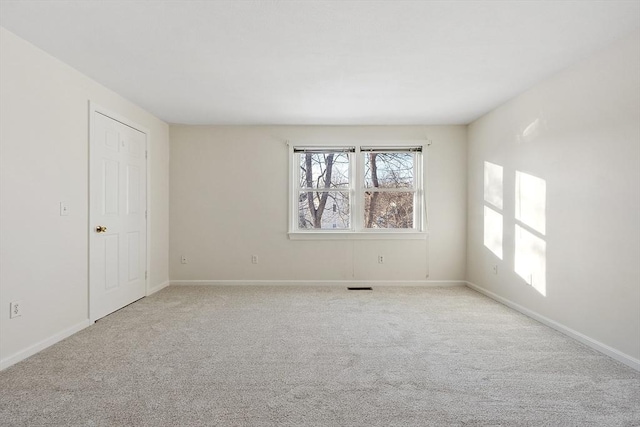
1;1;639;425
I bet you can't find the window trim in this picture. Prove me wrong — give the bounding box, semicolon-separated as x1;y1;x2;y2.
288;141;429;240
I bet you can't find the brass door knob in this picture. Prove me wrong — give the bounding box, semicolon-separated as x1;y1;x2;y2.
95;225;107;233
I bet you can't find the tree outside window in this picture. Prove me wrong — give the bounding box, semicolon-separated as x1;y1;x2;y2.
292;145;423;233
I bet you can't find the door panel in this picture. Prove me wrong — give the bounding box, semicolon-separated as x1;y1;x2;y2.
127;232;140;282
104;235;119;290
126;165;140;214
105;129;119;151
103;160;119;215
90;110;147;321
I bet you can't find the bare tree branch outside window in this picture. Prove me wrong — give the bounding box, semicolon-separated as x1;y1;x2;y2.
298;152;349;229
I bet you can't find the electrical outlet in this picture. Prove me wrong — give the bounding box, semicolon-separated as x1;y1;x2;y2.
251;255;258;264
180;255;188;264
492;265;498;275
378;255;384;264
10;301;22;318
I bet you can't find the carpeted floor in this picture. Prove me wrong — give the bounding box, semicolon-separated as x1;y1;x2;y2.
1;285;639;426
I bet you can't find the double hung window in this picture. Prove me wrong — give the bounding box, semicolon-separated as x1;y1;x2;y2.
290;144;426;237
296;147;353;230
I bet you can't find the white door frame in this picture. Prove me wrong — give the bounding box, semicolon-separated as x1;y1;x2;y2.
88;101;151;321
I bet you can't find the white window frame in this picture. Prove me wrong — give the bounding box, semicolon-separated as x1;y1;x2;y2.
288;141;428;240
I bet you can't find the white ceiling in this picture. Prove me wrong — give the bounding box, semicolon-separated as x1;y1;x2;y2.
1;1;639;125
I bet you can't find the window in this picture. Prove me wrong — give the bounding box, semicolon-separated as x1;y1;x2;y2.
363;148;418;229
289;144;426;238
296;147;353;230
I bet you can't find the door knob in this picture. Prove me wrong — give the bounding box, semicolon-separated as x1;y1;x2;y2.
95;225;107;233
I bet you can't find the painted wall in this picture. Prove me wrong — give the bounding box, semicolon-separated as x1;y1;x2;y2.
0;27;170;367
466;31;640;361
170;125;466;283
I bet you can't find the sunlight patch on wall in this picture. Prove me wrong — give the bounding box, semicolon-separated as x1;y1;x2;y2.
514;170;547;296
484;206;503;259
516;171;546;235
516;114;547;144
484;161;503;209
514;224;547;296
483;161;504;259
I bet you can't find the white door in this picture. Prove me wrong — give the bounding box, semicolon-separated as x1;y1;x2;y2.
90;110;147;321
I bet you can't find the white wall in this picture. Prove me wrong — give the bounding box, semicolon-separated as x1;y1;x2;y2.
467;31;640;362
170;125;466;284
0;27;170;368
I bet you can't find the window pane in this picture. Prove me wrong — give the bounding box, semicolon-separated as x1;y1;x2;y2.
364;153;413;189
364;191;413;228
299;153;349;189
298;191;350;229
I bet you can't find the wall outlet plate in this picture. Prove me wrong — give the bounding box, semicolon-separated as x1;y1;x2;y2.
10;301;22;318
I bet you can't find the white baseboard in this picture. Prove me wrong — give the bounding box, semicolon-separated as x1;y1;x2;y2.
0;319;93;371
147;280;170;295
171;279;466;287
465;281;640;372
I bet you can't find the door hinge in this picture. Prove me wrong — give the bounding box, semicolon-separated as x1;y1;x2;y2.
145;150;148;159
145;271;148;279
145;210;147;219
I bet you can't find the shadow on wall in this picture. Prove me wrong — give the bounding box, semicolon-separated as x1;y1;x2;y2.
483;161;547;296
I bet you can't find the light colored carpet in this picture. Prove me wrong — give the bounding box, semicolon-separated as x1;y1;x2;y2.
1;285;638;426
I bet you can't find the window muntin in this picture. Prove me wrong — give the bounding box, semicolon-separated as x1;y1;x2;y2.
291;144;424;234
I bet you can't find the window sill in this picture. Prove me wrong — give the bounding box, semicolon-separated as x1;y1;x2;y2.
288;231;428;240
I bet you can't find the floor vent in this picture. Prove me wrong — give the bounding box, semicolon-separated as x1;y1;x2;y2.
347;287;373;291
